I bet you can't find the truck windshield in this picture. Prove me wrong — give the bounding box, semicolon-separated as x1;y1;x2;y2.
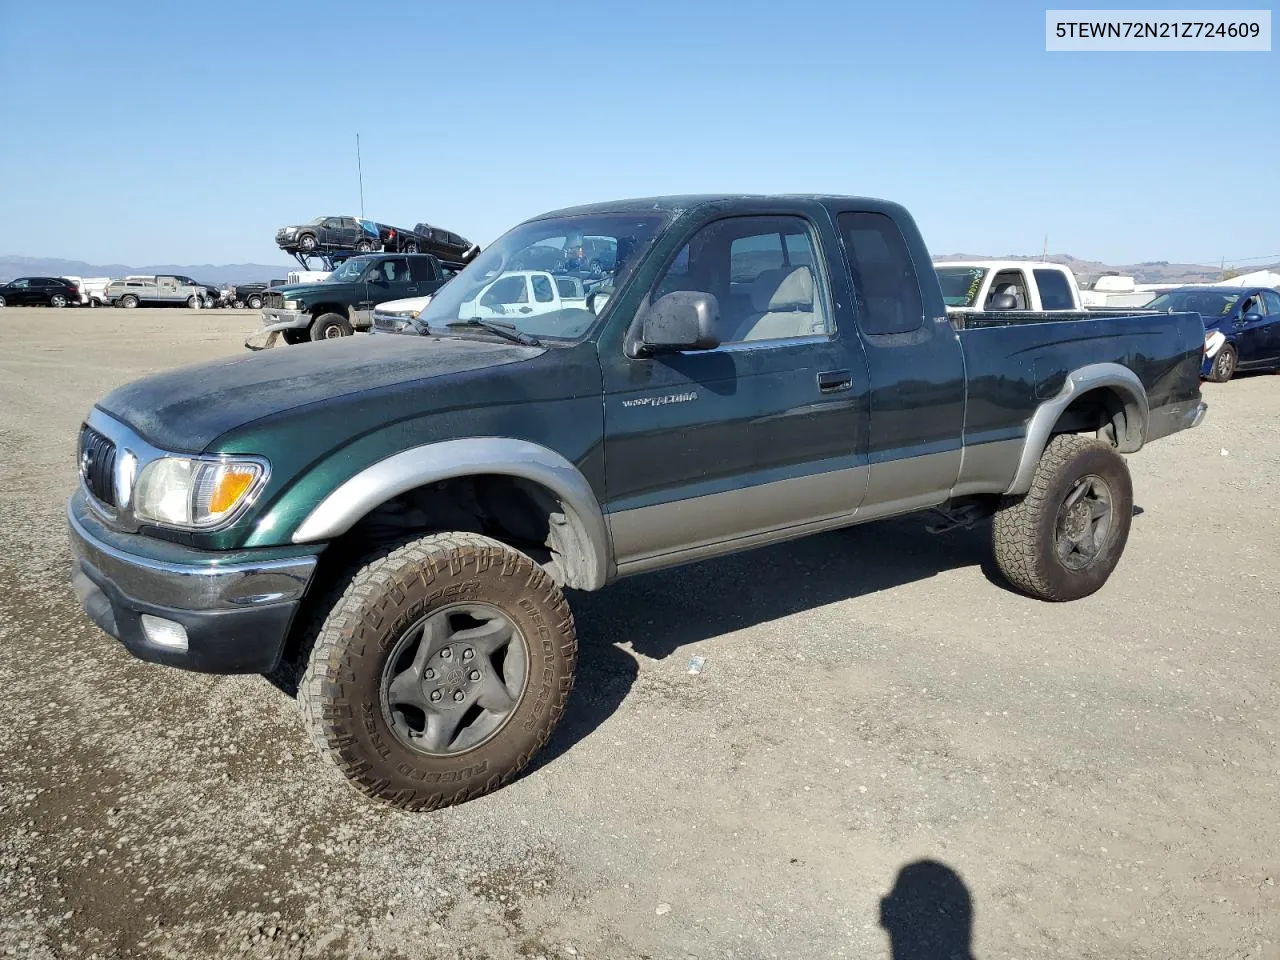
936;266;988;307
417;213;668;341
1143;290;1241;320
326;257;376;282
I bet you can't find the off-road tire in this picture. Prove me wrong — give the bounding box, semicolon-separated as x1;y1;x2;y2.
297;533;577;810
246;295;264;310
992;434;1133;602
120;294;139;309
310;312;353;340
281;329;309;345
1208;344;1236;383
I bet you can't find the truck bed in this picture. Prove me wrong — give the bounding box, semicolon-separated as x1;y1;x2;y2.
950;308;1165;329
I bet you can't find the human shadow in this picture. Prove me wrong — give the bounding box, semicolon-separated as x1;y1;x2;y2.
880;859;976;960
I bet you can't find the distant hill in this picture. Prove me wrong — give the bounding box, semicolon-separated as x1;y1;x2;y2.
0;255;293;285
933;253;1280;285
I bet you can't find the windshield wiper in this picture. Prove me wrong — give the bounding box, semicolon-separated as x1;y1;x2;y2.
445;319;542;346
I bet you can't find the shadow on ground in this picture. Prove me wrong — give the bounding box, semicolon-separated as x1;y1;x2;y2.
880;859;976;960
531;514;1000;770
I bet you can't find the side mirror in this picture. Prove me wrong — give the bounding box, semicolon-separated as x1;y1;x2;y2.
1241;312;1263;324
637;291;720;355
987;293;1017;310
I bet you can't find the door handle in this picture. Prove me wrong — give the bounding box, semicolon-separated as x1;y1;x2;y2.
518;306;533;314
817;369;853;392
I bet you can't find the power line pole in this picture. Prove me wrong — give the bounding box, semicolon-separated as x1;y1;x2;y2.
356;133;365;219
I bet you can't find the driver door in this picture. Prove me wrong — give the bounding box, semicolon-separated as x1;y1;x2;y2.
475;274;532;319
1234;292;1267;366
359;257;416;317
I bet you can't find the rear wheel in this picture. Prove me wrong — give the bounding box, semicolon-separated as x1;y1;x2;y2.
992;434;1133;602
120;294;139;309
297;533;577;810
404;241;419;253
355;239;373;253
0;296;6;308
186;295;201;309
310;312;352;340
246;295;263;310
50;294;67;308
1208;344;1237;383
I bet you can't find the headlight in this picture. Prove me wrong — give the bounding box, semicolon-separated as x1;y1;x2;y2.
284;227;297;235
1204;330;1225;358
133;457;266;528
283;299;301;311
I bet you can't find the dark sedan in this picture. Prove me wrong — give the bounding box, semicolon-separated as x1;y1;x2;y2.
0;276;80;308
1143;286;1280;381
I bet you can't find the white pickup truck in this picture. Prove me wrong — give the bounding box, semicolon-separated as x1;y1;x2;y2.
459;270;587;320
935;260;1085;314
372;271;590;335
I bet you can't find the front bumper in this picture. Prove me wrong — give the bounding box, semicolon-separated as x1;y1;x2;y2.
260;307;310;332
67;493;318;674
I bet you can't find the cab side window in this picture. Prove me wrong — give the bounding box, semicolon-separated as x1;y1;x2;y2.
1261;290;1280;315
986;270;1030;310
836;212;925;335
648;215;832;345
1033;269;1075;310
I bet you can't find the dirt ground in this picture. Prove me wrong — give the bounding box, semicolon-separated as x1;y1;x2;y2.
1;306;1277;960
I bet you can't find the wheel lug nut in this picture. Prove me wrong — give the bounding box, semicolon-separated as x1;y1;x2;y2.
441;648;452;659
462;649;474;660
424;668;435;680
429;690;442;702
469;670;480;681
453;690;465;702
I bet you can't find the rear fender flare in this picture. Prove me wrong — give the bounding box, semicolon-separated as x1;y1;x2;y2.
1006;363;1148;495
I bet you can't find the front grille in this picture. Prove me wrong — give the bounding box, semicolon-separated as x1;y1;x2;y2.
79;426;118;507
265;292;285;309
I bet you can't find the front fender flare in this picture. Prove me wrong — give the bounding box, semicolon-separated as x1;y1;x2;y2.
291;438;611;590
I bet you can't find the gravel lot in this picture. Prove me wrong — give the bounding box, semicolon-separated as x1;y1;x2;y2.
1;306;1278;960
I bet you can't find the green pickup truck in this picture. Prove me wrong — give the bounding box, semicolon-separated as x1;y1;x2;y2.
256;252;453;343
68;194;1207;810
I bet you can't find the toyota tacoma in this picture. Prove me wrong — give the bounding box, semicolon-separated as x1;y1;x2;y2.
69;195;1207;810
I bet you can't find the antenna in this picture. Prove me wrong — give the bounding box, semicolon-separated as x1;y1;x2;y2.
1042;234;1048;260
356;133;365;219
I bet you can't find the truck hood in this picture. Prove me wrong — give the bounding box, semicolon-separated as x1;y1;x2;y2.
270;281;344;298
96;335;544;452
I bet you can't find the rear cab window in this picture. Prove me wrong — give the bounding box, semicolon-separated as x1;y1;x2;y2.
1033;268;1075;310
836;212;925;335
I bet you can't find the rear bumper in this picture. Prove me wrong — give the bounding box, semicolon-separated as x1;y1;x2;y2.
1145;398;1208;444
67;494;318;674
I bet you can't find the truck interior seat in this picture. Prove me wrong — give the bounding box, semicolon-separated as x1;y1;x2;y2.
731;266;824;342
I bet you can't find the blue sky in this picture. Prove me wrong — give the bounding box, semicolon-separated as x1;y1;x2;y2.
1;0;1276;267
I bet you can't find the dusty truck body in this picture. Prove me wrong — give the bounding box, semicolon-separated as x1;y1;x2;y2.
67;195;1206;809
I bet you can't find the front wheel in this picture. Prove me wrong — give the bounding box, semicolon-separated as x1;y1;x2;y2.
992;434;1133;602
403;242;419;253
310;313;353;340
355;240;373;253
246;295;263;310
281;329;309;345
298;533;577;810
298;233;317;252
1208;344;1237;383
0;296;6;308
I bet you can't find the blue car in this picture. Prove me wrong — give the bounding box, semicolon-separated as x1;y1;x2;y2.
1143;286;1280;382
